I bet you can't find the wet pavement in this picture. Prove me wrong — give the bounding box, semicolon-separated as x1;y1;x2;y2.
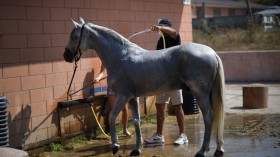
31;83;280;157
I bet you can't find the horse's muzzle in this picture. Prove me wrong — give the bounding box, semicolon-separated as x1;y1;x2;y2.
63;48;75;63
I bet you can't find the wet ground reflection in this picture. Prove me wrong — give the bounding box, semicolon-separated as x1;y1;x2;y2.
32;113;280;157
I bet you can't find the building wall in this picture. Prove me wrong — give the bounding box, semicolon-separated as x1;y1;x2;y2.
219;50;280;82
0;0;193;148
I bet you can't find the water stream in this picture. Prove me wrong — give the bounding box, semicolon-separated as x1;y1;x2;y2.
128;29;152;40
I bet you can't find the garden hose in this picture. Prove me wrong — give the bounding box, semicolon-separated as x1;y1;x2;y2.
90;102;109;138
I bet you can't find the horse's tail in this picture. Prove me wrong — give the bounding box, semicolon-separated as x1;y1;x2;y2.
211;54;225;147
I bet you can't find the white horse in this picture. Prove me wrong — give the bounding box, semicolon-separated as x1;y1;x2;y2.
64;18;225;157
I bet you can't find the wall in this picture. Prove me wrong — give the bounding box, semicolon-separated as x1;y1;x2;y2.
0;0;193;149
219;50;280;82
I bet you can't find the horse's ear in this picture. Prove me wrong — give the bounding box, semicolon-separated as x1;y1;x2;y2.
79;17;85;24
71;18;79;28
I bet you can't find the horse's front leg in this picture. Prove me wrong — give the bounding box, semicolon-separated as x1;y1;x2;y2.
129;97;143;156
110;95;128;155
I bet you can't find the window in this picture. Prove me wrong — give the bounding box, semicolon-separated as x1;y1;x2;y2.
229;9;235;16
213;8;221;17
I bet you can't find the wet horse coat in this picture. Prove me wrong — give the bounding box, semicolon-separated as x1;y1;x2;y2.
64;18;225;157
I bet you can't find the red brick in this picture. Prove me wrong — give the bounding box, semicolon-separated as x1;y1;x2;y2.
30;87;53;103
135;11;150;22
3;63;29;78
170;3;183;13
29;61;52;75
19;20;43;34
97;9;119;21
144;2;158;12
109;21;130;33
17;0;42;6
78;9;98;21
46;72;68;87
148;12;162;22
25;128;48;145
46;99;61;113
0;20;18;34
28;102;47;117
109;0;130;10
2;34;27;48
71;9;79;20
44;47;64;61
42;0;64;7
53;85;70;99
31;114;54;130
91;0;108;9
9;134;25;148
0;49;20;64
68;70;92;84
21;75;46;90
85;0;91;8
53;60;74;73
119;10;135;22
7;106;23;121
81;57;100;70
51;34;69;47
0;77;21;93
130;22;146;32
0;6;26;19
50;8;71;20
27;7;50;20
0;66;2;79
65;0;85;8
130;1;145;11
8;118;31;135
4;91;30;107
43;21;65;34
20;48;44;62
158;2;170;12
28;34;51;48
0;0;17;5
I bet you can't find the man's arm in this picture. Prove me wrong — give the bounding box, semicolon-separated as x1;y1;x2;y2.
150;25;178;39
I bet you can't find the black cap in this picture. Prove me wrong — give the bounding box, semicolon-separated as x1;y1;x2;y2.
158;19;172;27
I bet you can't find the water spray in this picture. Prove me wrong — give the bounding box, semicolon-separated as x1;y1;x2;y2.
128;29;166;49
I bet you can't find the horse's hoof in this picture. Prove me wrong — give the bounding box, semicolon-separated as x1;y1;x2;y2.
195;153;205;157
112;145;120;155
130;149;141;156
214;149;224;156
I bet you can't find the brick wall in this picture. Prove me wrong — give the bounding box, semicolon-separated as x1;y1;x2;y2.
0;0;192;148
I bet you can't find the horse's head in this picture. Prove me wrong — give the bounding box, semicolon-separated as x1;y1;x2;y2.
64;17;88;63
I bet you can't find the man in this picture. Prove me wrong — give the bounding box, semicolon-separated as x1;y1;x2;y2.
145;19;188;145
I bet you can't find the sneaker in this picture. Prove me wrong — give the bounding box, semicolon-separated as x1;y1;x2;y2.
174;134;188;145
145;133;165;144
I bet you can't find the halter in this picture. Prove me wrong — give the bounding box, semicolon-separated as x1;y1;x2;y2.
74;23;86;63
67;23;86;100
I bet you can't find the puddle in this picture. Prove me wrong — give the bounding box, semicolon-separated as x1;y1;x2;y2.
30;113;280;157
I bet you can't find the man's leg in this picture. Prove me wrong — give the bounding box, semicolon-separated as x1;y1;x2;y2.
155;103;166;135
172;104;185;134
171;90;188;145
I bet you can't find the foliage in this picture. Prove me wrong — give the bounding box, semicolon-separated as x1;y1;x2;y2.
47;143;64;152
193;24;280;51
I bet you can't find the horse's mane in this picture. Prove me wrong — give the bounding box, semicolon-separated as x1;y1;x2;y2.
87;23;144;52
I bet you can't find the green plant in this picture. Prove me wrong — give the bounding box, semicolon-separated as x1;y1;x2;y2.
48;143;64;152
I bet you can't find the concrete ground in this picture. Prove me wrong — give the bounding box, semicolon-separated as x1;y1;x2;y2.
30;83;280;157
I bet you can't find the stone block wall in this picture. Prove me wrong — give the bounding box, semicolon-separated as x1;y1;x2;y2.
0;0;192;148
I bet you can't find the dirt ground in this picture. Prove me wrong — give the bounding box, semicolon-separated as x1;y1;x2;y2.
29;83;280;157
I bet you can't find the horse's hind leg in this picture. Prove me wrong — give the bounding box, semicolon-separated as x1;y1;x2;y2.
129;97;143;156
110;95;128;155
194;94;213;157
